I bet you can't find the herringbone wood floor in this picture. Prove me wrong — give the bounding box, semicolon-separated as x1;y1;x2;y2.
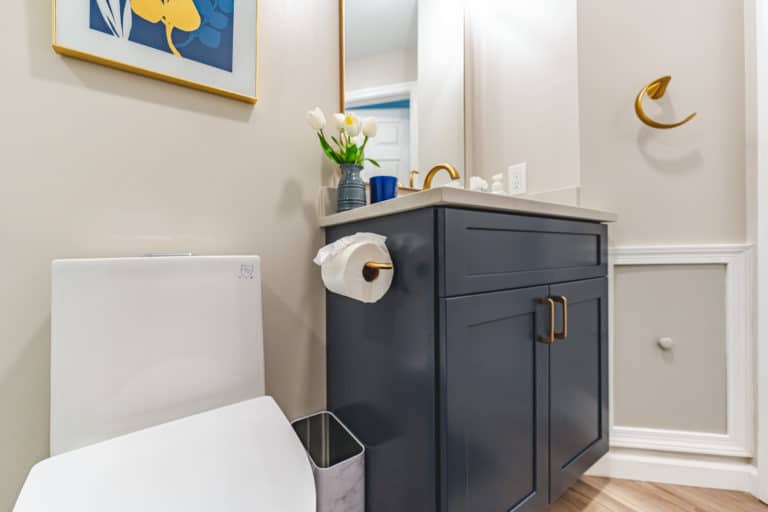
551;477;768;511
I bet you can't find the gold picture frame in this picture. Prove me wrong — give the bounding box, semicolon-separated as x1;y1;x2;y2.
52;0;259;103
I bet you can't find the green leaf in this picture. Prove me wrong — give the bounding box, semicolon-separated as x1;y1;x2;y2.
317;133;341;164
366;158;381;168
345;143;359;164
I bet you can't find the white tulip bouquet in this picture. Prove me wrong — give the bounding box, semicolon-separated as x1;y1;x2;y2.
306;107;380;169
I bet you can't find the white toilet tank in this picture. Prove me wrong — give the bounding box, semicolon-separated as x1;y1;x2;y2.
50;256;266;455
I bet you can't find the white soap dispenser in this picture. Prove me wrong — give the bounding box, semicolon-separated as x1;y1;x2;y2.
491;173;506;195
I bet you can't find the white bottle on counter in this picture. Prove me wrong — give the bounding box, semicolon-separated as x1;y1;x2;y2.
491;173;506;194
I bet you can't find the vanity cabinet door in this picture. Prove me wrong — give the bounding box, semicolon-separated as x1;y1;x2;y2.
441;286;550;512
548;278;609;502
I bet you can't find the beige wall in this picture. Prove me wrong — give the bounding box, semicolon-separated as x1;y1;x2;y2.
0;2;337;509
577;0;746;439
467;0;581;194
578;0;746;245
614;264;728;433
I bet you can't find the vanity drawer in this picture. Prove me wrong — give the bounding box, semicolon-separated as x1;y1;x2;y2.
439;208;607;296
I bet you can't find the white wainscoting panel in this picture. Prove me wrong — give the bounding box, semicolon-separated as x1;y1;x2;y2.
608;245;754;458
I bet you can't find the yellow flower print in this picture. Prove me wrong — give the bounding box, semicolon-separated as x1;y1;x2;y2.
131;0;202;57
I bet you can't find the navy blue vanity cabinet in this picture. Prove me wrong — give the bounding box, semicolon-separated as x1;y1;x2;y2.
441;287;551;512
326;208;439;512
548;278;609;502
325;206;609;512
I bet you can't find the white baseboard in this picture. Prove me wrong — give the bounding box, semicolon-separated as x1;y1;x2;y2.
587;449;757;494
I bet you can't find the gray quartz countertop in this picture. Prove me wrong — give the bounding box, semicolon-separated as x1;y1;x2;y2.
318;187;617;227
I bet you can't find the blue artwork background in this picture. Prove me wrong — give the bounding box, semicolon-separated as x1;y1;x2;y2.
89;0;234;72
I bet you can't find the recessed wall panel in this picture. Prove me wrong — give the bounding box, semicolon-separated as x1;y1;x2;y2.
614;264;727;434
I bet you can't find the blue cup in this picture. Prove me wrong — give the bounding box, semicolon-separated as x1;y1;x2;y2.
370;176;398;204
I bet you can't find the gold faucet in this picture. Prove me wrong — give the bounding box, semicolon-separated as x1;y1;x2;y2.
422;163;461;190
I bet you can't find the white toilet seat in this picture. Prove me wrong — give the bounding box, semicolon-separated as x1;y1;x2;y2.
14;397;315;512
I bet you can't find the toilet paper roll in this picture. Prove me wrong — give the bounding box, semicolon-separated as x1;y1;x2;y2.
321;241;393;303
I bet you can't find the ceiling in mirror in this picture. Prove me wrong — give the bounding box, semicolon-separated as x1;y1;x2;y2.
345;0;417;62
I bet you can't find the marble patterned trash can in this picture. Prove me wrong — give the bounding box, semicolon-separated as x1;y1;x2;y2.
292;411;365;512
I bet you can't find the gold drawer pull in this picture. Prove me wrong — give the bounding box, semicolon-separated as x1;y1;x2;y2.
553;296;568;340
539;298;556;344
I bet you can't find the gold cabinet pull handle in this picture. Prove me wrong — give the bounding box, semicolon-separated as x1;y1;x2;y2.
634;76;697;130
553;296;568;340
539;298;556;344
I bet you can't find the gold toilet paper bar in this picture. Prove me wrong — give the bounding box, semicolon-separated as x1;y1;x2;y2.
362;261;393;282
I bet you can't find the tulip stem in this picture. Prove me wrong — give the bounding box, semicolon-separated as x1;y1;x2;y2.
357;136;369;165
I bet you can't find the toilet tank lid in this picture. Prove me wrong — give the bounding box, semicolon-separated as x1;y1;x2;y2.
14;397;315;512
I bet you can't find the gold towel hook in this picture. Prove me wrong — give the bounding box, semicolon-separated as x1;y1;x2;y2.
635;76;697;129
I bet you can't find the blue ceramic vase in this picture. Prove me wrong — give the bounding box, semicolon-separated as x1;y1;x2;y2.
337;164;366;212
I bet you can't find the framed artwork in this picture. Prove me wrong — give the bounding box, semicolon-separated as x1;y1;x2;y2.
52;0;258;103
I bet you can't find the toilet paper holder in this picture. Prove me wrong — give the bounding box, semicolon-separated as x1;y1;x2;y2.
363;261;393;282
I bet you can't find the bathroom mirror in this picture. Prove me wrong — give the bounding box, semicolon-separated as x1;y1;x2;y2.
464;1;581;204
340;0;465;189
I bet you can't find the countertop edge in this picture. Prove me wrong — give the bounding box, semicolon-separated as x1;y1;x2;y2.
318;188;617;227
